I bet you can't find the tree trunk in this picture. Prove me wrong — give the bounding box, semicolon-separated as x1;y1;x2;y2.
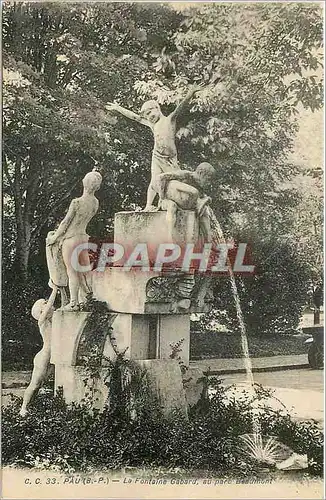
313;285;322;326
12;158;30;280
314;309;320;326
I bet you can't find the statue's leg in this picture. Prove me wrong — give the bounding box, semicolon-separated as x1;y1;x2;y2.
62;241;80;309
66;269;80;308
144;183;158;211
164;200;178;242
197;195;212;217
78;245;92;304
165;181;198;210
59;287;69;307
19;350;50;417
200;207;212;243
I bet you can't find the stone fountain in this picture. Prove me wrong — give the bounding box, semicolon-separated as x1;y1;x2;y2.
51;206;214;415
21;88;217;417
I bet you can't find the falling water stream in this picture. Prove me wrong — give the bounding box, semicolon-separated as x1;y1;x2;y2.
207;209;296;466
208;209;257;397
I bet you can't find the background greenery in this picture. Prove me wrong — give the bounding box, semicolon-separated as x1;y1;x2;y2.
2;3;323;365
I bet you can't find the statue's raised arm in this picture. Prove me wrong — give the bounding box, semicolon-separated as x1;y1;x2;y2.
169;83;205;121
106;102;150;127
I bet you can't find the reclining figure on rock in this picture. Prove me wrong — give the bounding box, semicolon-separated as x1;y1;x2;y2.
46;170;102;311
154;162;217;242
106;84;205;211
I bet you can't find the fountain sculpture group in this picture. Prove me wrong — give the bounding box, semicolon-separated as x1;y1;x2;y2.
19;84;310;475
20;86;217;417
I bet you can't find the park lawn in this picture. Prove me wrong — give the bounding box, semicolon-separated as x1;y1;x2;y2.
190;331;309;360
2;332;310;372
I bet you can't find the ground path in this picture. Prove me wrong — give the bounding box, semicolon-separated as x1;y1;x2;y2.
1;466;324;499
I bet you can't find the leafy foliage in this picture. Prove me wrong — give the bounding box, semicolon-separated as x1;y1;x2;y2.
198;235;313;336
2;380;323;475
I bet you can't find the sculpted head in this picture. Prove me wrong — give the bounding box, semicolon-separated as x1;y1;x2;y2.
140;100;161;124
82;171;102;194
31;299;47;320
195;162;217;190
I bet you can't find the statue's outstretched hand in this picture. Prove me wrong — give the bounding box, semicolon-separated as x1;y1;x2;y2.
46;232;57;246
105;102;118;112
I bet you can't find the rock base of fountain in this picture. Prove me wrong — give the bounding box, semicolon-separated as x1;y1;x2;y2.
51;211;213;416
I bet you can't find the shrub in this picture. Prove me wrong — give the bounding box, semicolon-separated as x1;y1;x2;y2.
2;379;323;476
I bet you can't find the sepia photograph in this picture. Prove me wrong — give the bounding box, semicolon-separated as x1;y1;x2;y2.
1;1;324;498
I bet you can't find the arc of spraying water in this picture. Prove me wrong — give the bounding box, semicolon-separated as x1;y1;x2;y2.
208;207;260;435
207;209;299;468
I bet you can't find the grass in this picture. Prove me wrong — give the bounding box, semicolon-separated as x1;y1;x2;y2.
190;330;309;360
2;331;309;372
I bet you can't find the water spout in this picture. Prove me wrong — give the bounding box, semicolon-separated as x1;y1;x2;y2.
208;209;293;466
208;209;256;395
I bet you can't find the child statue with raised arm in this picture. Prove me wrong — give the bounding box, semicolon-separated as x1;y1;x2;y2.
106;84;204;211
19;284;58;417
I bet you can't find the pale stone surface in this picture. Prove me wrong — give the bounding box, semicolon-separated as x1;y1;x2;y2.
104;313;180;362
130;315;157;359
114;210;199;248
183;366;205;408
92;210;214;315
139;359;188;417
92;267;212;315
102;313;157;361
55;365;109;410
51;310;90;366
102;313;132;360
158;314;190;366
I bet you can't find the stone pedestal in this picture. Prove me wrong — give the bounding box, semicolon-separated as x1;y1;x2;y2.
92;268;213;314
139;359;188;417
53;211;210;413
114;210;199;248
51;311;90;366
55;365;109;410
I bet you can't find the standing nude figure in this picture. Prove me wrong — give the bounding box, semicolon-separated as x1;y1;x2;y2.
46;170;102;311
20;285;58;417
106;84;204;211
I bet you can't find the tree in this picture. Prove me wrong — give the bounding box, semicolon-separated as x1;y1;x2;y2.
2;3;323;347
133;3;323;334
133;3;323;231
2;2;181;278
